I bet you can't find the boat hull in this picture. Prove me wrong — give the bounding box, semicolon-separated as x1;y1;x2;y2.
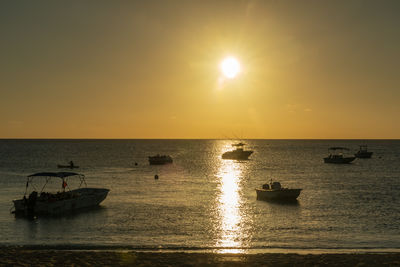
355;152;373;158
13;188;109;216
222;150;253;160
57;165;79;169
323;157;356;164
148;158;173;165
256;188;302;201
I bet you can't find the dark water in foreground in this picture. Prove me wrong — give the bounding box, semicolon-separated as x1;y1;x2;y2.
0;139;399;252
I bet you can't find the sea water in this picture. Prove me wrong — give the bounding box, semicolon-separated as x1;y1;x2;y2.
0;139;399;252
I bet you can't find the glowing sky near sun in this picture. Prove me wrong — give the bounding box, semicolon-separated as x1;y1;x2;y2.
220;57;241;79
1;1;400;139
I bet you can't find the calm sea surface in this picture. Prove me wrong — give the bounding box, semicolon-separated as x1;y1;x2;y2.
0;139;399;252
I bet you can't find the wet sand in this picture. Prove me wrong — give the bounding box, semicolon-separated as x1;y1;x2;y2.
1;248;400;266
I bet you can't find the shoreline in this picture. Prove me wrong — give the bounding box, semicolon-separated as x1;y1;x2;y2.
0;247;399;266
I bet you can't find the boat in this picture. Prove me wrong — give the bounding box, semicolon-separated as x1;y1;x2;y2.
354;145;373;158
256;180;302;201
57;164;79;169
323;147;356;164
148;154;173;165
57;161;79;169
222;142;253;160
12;172;109;217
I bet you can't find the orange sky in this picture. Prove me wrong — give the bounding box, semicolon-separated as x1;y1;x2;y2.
1;1;399;139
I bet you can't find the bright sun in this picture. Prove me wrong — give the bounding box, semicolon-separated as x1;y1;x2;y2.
220;57;241;79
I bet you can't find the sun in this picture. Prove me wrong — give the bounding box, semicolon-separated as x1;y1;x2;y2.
220;57;241;79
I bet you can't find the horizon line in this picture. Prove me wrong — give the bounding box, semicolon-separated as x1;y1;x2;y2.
1;138;399;141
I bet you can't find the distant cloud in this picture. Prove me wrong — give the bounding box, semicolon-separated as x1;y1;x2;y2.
286;104;298;113
286;104;313;113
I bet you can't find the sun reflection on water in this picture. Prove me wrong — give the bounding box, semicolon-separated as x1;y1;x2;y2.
214;156;249;254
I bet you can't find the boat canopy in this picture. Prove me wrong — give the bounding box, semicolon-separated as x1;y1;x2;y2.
329;147;349;151
28;172;81;178
24;172;87;196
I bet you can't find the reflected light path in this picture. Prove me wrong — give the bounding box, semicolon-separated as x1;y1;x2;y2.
215;156;247;253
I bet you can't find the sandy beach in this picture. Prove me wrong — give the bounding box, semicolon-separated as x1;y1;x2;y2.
0;248;399;266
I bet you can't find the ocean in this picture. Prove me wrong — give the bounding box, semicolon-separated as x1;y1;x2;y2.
0;139;399;253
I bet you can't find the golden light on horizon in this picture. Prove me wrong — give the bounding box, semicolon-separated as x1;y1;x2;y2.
220;57;241;79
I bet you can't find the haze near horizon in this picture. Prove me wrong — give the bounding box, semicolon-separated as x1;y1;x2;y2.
1;0;399;139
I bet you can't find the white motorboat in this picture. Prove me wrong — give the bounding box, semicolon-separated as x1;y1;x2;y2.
12;172;109;217
222;142;253;160
324;147;356;164
256;180;302;201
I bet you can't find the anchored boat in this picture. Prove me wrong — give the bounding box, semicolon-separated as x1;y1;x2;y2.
57;161;79;169
12;172;109;217
148;154;173;165
57;164;79;169
222;142;253;160
256;180;302;201
355;145;373;158
323;147;356;164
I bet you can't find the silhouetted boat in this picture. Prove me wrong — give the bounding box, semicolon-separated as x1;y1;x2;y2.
57;161;79;169
12;172;109;217
148;154;173;165
256;180;302;201
323;147;356;164
354;145;373;158
57;164;79;169
222;142;253;160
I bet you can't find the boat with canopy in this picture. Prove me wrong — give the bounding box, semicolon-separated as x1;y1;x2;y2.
323;147;356;164
12;172;109;217
222;142;253;160
256;180;302;201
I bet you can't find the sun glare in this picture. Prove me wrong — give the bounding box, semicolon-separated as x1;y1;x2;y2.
220;57;241;79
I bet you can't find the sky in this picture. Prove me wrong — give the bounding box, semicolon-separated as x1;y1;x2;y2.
1;0;399;139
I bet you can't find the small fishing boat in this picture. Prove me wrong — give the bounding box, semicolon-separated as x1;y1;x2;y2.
57;161;79;169
256;180;302;201
148;154;173;165
57;164;79;169
354;145;373;158
222;142;253;160
323;147;356;164
12;172;109;217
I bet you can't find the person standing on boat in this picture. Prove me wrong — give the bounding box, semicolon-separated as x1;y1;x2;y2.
62;180;67;190
69;161;74;168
